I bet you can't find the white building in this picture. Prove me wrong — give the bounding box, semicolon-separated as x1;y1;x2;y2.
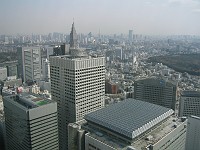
50;55;105;150
41;58;50;81
179;91;200;117
185;116;200;150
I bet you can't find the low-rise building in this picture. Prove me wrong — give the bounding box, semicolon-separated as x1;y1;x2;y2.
69;99;187;150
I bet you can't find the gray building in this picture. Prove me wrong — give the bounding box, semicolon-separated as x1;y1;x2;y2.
6;65;17;77
3;94;59;150
17;47;41;82
69;99;187;150
179;91;200;117
185;115;200;150
129;30;133;43
0;67;7;81
0;61;18;77
134;77;177;110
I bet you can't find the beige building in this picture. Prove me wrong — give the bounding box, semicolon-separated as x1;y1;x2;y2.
50;55;105;150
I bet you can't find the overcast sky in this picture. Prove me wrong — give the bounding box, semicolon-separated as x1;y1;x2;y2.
0;0;200;35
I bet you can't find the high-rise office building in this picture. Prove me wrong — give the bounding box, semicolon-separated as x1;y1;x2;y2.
17;47;41;82
185;115;200;150
50;22;105;150
129;30;133;43
179;91;200;117
3;93;59;150
69;99;187;150
134;77;177;110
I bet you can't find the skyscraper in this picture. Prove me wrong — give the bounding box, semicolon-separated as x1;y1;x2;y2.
129;29;133;43
179;91;200;117
134;77;177;110
50;22;105;150
185;115;200;150
17;47;41;82
3;93;59;150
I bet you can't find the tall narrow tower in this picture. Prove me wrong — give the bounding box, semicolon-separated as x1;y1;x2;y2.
69;22;78;49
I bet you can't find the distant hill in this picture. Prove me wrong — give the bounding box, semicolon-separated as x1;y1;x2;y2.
148;54;200;76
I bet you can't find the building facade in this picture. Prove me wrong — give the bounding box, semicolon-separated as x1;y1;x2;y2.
185;116;200;150
50;55;105;150
134;77;177;110
0;67;7;81
129;30;133;43
3;94;59;150
179;91;200;117
17;47;41;82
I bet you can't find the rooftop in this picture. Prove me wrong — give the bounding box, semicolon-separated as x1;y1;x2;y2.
52;54;103;60
10;93;53;109
84;99;174;139
85;116;186;150
181;90;200;97
135;77;177;87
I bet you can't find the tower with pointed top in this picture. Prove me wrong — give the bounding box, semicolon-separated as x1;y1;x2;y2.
69;22;78;49
50;22;105;150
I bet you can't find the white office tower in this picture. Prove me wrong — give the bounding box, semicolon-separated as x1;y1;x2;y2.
41;58;50;81
3;93;59;150
50;55;105;150
69;99;187;150
18;47;41;82
179;91;200;117
185;116;200;150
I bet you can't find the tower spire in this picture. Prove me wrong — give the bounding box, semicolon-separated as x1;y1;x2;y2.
70;21;78;49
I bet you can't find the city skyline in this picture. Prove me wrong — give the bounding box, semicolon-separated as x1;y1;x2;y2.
1;0;200;35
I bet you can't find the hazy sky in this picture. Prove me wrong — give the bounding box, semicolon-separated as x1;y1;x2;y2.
0;0;200;35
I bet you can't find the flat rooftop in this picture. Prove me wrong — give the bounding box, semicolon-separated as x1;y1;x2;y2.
84;99;174;139
85;116;186;150
52;54;103;60
13;93;53;109
135;77;177;87
181;90;200;97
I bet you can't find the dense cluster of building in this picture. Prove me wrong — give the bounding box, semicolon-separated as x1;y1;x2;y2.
0;23;200;150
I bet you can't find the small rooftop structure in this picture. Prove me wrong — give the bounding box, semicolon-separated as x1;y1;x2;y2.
181;90;200;97
84;99;174;139
53;54;101;60
6;93;53;109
